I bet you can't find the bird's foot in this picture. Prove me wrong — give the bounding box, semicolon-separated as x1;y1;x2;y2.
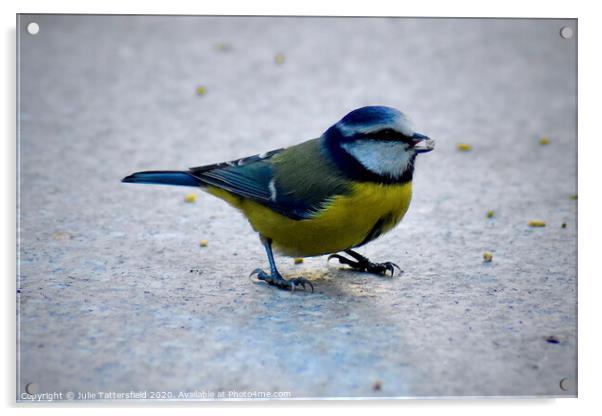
249;269;314;293
327;253;402;277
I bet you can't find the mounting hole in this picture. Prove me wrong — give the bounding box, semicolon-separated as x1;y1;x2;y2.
559;377;572;391
25;382;39;394
27;22;40;35
560;26;573;39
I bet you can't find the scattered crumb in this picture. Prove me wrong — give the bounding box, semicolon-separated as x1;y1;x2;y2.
483;251;493;262
294;257;304;264
546;335;560;344
486;210;494;218
456;143;472;152
52;231;72;241
184;193;197;203
199;240;209;247
214;42;232;52
539;136;550;145
274;53;285;65
195;86;207;96
372;380;382;391
561;222;567;228
528;220;546;227
570;194;578;200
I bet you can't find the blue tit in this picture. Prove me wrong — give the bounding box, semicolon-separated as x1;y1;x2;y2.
122;106;434;292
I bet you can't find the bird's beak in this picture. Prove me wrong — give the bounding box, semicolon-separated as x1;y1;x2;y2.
410;132;435;153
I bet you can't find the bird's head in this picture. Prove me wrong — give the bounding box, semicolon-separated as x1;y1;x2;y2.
322;106;434;183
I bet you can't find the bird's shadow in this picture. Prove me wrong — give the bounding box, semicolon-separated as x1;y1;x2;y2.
246;263;401;299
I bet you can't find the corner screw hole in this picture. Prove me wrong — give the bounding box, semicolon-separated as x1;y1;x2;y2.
560;26;573;39
27;22;40;35
559;378;572;391
25;383;39;394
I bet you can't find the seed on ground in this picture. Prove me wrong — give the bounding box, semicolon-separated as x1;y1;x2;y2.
528;220;546;227
184;193;197;203
214;42;232;52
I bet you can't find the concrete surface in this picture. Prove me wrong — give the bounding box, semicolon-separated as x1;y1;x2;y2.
17;15;577;399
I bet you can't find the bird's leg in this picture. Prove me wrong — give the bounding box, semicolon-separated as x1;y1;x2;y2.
250;237;314;293
328;249;402;276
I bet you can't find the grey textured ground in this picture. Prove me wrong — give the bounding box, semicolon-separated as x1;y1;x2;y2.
17;15;577;400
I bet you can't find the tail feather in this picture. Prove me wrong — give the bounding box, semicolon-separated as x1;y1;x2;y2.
121;170;202;187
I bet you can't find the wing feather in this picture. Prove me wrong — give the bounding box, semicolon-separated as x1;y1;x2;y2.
189;140;351;220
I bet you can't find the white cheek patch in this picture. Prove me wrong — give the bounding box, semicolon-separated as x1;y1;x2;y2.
341;140;413;179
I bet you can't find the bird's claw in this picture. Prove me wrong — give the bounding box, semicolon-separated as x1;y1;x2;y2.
249;268;264;279
250;269;314;293
328;254;402;277
327;254;348;264
366;261;402;276
288;277;314;293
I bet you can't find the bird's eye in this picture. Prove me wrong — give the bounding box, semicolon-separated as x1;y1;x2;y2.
379;129;397;138
365;128;404;141
372;128;414;143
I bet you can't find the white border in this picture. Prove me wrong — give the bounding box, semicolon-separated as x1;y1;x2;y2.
3;0;601;415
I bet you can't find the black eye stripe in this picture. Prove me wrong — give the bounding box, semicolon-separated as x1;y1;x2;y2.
366;129;412;143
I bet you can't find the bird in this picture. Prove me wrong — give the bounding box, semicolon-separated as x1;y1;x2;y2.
122;106;434;292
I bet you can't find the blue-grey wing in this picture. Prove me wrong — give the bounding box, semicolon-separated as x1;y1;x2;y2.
189;149;281;204
189;140;351;220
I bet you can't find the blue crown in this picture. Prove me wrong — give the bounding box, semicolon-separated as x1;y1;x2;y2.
338;106;401;127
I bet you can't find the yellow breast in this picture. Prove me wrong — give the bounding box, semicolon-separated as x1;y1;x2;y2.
206;181;412;257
